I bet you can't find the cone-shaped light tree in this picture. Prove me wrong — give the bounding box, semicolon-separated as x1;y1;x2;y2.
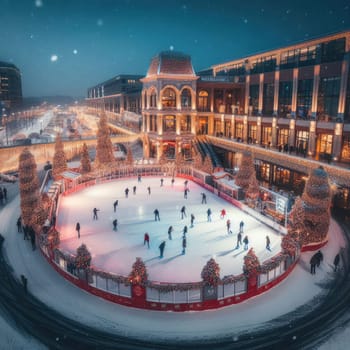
243;248;260;276
95;113;115;167
235;152;256;191
201;258;220;286
80;142;91;174
129;257;148;286
75;244;92;269
52;133;67;180
202;155;214;174
125;146;134;166
193;151;203;170
175;150;186;168
246;173;260;201
18;148;45;228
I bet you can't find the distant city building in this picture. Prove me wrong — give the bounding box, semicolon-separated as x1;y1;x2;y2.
0;61;22;112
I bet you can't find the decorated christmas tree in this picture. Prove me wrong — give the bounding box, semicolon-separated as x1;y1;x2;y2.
128;257;148;286
175;150;185;168
202;155;213;174
243;248;260;276
281;229;301;257
52;133;67;180
80;142;91;174
246;173;260;201
75;244;92;269
125;146;134;166
158;152;167;165
201;258;220;286
95;113;115;168
193;151;203;170
18;148;45;228
235;152;255;191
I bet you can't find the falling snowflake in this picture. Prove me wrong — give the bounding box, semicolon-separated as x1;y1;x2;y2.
73;49;78;55
29;34;34;39
50;55;58;62
243;18;248;24
169;45;174;51
97;19;104;27
35;0;43;7
286;9;291;14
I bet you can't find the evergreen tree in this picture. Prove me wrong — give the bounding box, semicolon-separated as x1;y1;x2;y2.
95;113;115;167
75;244;92;269
235;152;255;191
80;143;91;174
243;248;260;276
52;133;67;180
125;146;134;166
175;150;185;168
202;155;213;174
18;148;45;228
246;173;260;201
201;258;220;286
129;257;148;286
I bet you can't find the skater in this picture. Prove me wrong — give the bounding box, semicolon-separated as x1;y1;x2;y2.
236;232;242;248
266;235;271;251
314;250;323;267
184;188;189;199
201;192;207;204
243;235;249;250
113;219;118;231
168;226;173;240
93;208;99;220
125;188;129;198
183;225;188;237
182;236;187;255
144;233;150;248
2;187;7;201
160;178;164;186
133;186;137;195
154;208;160;221
147;186;151;195
334;253;340;272
190;214;195;227
76;222;80;238
184;180;188;188
220;209;226;219
16;216;22;233
171;178;175;186
226;219;232;234
310;255;318;274
20;275;28;294
138;174;142;182
181;206;187;219
113;200;118;212
207;208;212;222
159;241;166;258
239;220;244;233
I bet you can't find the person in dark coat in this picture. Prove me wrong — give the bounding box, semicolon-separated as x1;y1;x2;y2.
310;255;318;274
147;186;151;195
243;235;249;250
133;186;136;195
181;206;187;219
236;232;242;249
29;227;36;250
113;200;118;212
184;188;189;199
144;233;150;248
168;226;173;240
154;209;160;221
160;178;164;186
190;214;195;227
183;225;188;237
207;208;212;222
2;187;7;201
201;192;207;204
171;178;175;186
93;208;99;220
16;216;22;233
76;222;81;238
113;219;118;231
266;235;271;251
125;188;129;198
138;174;141;182
0;189;3;205
182;236;187;255
314;250;323;267
239;221;244;233
226;219;232;234
159;241;166;258
334;253;340;272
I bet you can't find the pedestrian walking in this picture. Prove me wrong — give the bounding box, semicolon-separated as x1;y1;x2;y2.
334;253;340;272
226;219;232;234
144;233;150;248
243;235;249;250
159;241;166;258
182;236;187;255
113;200;118;212
16;216;22;233
113;219;118;231
168;226;173;240
266;235;271;251
190;214;195;227
207;208;212;222
138;174;142;182
201;192;207;204
171;178;175;186
184;188;189;199
236;232;242;248
93;208;99;220
314;250;323;267
29;227;36;251
2;187;7;201
239;220;244;233
76;222;81;238
184;180;188;188
133;186;137;195
160;178;164;186
181;206;187;219
310;255;318;274
220;209;226;219
183;225;188;237
125;188;129;198
154;209;160;221
147;186;151;195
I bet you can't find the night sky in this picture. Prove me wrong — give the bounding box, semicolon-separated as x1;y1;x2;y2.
0;0;349;98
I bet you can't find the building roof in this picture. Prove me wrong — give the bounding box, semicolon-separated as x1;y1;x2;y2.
0;61;20;71
146;51;195;77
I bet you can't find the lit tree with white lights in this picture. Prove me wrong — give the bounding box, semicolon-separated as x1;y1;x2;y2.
235;152;255;191
202;155;213;174
95;113;115;168
80;142;91;174
52;133;67;180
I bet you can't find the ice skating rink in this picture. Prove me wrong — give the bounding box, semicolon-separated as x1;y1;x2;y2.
57;177;282;282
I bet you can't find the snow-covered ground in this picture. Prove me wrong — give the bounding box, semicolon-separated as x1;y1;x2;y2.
0;176;347;348
58;177;282;282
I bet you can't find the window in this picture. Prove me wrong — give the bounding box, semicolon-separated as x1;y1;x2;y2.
214;89;224;113
278;81;292;118
163;115;176;132
321;38;345;63
297;79;313;119
298;46;317;66
263;83;274;116
235;122;244;140
150;90;157;108
262;126;272;146
161;88;176;108
296;130;309;152
341;135;350;161
251;56;277;74
317;77;341;120
278;128;289;146
198;90;209;111
181;89;192;109
149;115;157;132
248;124;257;143
319;134;333;154
249;84;259;116
180;115;191;132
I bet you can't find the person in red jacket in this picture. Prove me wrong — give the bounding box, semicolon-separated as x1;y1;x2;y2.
144;232;150;248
